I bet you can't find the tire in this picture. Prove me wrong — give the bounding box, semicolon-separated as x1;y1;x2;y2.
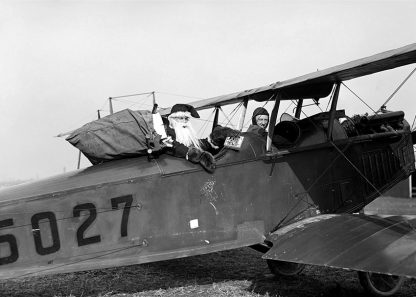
358;271;405;296
267;260;305;276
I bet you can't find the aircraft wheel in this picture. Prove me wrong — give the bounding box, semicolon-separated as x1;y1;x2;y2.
358;271;405;296
267;260;305;276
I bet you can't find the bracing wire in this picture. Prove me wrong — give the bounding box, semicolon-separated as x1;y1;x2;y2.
274;104;383;228
190;115;235;130
6;243;144;280
291;100;323;114
222;101;244;128
330;141;383;196
1;205;141;231
111;98;152;106
218;107;236;129
155;91;204;101
110;92;154;99
341;82;377;114
296;107;383;197
283;101;294;114
112;93;154;110
197;108;216;135
377;66;416;113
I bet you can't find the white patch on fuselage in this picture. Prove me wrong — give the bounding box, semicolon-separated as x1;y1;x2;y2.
189;219;199;229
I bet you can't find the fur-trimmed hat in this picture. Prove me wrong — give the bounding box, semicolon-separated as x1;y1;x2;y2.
170;104;200;118
252;107;269;125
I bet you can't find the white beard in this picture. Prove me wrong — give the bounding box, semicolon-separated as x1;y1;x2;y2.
170;119;201;149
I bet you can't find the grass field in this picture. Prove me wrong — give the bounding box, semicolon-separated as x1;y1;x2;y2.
0;248;415;297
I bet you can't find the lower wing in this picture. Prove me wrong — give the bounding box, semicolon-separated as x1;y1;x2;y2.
263;214;416;277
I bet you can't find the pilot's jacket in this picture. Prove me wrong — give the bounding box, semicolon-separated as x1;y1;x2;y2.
247;124;267;137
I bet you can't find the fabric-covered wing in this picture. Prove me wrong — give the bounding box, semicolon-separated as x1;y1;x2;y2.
263;214;416;277
160;43;416;114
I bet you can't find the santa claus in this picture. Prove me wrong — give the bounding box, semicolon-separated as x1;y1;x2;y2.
163;104;216;173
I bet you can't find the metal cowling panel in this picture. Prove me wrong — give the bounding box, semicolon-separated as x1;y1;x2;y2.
360;133;414;197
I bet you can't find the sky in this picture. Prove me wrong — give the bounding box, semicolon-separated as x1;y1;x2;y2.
0;0;415;181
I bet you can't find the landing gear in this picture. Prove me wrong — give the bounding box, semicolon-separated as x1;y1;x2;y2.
267;259;305;276
358;271;405;296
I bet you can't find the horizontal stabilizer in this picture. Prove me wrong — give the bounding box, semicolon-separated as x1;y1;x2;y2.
263;214;416;278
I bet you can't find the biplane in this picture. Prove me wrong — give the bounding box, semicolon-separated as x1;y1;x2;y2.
1;43;416;296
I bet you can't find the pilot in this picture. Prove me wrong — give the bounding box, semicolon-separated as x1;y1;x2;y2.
163;104;216;173
247;107;269;137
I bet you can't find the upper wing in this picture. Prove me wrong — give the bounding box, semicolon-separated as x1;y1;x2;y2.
161;43;416;114
263;214;416;278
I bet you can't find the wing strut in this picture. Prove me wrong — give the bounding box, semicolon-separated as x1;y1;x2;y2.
237;98;249;131
294;99;303;119
266;92;281;152
212;107;220;131
327;82;341;140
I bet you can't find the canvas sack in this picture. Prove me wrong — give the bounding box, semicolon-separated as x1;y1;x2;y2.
66;109;161;164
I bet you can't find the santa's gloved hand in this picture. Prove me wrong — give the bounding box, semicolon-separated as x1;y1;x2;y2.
187;147;216;173
199;151;216;173
187;147;203;163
